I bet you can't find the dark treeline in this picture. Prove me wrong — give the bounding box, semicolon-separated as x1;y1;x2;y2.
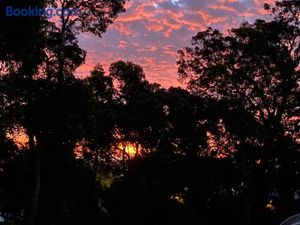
0;0;299;225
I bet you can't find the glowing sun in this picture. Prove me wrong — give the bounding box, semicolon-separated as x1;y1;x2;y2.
124;143;137;157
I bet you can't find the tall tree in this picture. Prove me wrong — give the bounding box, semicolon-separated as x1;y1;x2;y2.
0;0;129;224
178;1;299;223
0;0;48;78
44;0;128;80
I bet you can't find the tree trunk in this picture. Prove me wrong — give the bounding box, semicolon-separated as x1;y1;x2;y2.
28;134;41;225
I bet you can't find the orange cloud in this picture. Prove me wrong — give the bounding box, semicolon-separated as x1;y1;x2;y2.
219;0;239;3
118;41;127;49
138;45;158;52
198;11;228;24
111;23;134;36
76;0;277;88
207;4;237;12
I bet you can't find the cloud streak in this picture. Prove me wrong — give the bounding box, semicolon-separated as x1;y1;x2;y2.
76;0;275;87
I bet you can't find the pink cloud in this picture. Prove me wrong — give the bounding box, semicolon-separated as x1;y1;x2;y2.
207;4;237;12
118;41;128;49
77;0;277;88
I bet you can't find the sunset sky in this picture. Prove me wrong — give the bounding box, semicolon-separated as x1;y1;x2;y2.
76;0;274;87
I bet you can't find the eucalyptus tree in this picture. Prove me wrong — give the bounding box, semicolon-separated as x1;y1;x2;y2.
0;0;129;224
178;1;299;223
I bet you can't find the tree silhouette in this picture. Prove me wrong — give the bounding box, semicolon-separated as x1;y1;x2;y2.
178;2;299;224
44;0;127;80
0;0;48;77
0;0;128;224
0;1;299;225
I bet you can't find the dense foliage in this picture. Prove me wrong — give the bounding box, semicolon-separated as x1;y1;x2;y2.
0;1;299;225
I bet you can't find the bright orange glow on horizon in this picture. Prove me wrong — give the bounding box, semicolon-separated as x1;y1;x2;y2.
6;127;29;149
116;142;140;159
124;143;137;157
